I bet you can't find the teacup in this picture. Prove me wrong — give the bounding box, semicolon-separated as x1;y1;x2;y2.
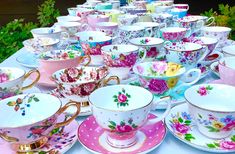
39;49;91;75
117;25;150;44
159;27;190;42
129;37;165;61
128;9;147;15
218;57;235;86
95;3;112;10
173;4;189;10
98;9;124;23
56;16;81;22
0;93;80;151
0;67;40;100
133;0;147;9
23;38;59;54
136;13;152;22
155;5;173;13
95;22;118;37
87;14;110;29
120;5;137;13
52;66;119;103
117;14;138;26
109;0;120;9
76;31;112;66
76;8;95;23
31;27;69;40
164;42;204;69
170;8;188;18
67;7;78;16
188;15;215;26
222;45;235;57
152;13;176;27
86;0;102;6
89;85;171;148
101;44;143;80
133;61;201;97
134;22;165;37
185;84;235;139
201;26;232;45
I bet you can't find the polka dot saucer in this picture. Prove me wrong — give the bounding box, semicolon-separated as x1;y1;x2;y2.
78;114;166;154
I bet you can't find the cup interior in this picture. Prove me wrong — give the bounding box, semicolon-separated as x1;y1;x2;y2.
165;42;202;51
89;85;153;111
0;67;25;83
39;50;82;61
195;37;218;45
31;27;61;35
57;21;81;28
129;37;164;46
185;84;235;112
57;16;81;22
96;22;118;27
119;25;144;31
0;93;61;128
222;45;235;56
101;44;139;54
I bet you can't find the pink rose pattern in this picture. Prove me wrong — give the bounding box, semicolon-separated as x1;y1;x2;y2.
146;47;160;58
197;85;213;96
113;88;131;107
103;52;138;67
81;40;111;55
162;31;186;41
0;72;10;83
148;79;168;95
152;61;168;74
108;118;138;133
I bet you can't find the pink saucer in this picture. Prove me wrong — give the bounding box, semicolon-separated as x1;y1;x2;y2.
210;79;225;84
78;114;166;154
0;114;78;153
30;69;56;87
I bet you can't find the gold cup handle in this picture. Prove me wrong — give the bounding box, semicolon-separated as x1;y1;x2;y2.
78;55;91;66
54;101;80;128
21;70;40;91
103;76;120;86
0;133;19;142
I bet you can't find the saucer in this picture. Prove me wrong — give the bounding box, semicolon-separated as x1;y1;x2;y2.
49;88;92;116
78;114;166;154
107;73;138;85
0;114;78;154
210;62;220;77
30;69;56;87
165;103;235;153
16;53;39;68
129;80;189;109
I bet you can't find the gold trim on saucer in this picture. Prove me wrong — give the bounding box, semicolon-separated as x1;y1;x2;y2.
69;100;89;107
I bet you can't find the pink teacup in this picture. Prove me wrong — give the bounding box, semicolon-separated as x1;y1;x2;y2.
173;4;189;10
159;27;190;42
87;14;110;29
76;8;95;23
95;22;118;37
218;57;235;86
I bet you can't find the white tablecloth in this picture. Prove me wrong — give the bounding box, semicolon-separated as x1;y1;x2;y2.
0;48;221;154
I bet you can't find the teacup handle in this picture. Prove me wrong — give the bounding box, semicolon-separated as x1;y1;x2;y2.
22;70;40;91
78;55;91;66
174;68;201;94
145;96;171;124
145;27;153;37
137;47;147;63
103;76;120;86
61;31;70;40
81;23;89;31
206;17;215;27
54;101;80;128
196;20;204;30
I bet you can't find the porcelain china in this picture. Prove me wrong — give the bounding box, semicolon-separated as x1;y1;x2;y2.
87;14;110;29
0;114;79;154
0;67;40;100
129;37;165;62
133;61;201;97
95;2;112;10
95;22;118;37
173;3;189;10
117;14;138;26
222;45;235;57
57;16;81;22
185;84;235;139
218;57;235;86
151;13;175;27
31;27;69;40
76;31;112;66
101;44;141;80
210;62;220;77
16;53;39;68
76;8;95;23
67;7;78;16
159;27;190;42
188;15;215;26
0;93;80;152
170;8;188;18
134;22;165;37
88;85;170;148
165;103;235;153
78;114;166;153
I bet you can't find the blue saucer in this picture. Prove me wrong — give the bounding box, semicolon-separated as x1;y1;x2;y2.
16;53;39;68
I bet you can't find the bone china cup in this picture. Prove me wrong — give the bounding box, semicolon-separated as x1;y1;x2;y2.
0;67;40;100
52;66;119;103
222;45;235;57
89;85;171;148
95;22;118;37
57;16;81;22
76;31;112;66
101;44;141;80
31;27;68;40
185;84;235;139
164;42;204;69
159;27;190;42
87;14;110;29
0;93;80;151
133;61;201;97
218;57;235;86
39;49;91;75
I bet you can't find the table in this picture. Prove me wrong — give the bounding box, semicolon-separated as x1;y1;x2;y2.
0;47;221;154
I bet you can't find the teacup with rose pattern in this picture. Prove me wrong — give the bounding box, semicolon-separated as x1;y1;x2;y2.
89;85;171;148
133;61;201;97
185;84;235;139
159;27;190;42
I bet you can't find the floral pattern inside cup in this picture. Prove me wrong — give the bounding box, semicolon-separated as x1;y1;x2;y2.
39;50;82;60
0;71;11;83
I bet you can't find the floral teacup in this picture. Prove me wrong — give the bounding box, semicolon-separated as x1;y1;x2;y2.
117;14;138;26
87;14;110;29
218;57;235;86
0;93;80;151
159;27;190;42
52;66;120;103
185;84;235;139
134;22;165;37
164;42;205;69
31;27;69;40
101;44;143;80
133;61;201;97
129;37;165;62
95;22;118;37
75;31;112;66
188;15;215;26
89;85;171;148
151;13;176;27
0;67;40;100
76;8;95;23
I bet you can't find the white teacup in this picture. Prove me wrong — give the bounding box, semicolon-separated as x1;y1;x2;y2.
56;16;81;22
185;84;235;139
134;22;166;37
222;45;235;57
89;85;171;148
31;27;69;40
